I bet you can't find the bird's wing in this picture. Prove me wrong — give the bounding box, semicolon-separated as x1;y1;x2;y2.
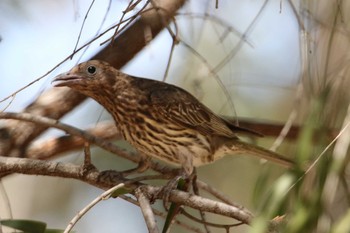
146;82;237;138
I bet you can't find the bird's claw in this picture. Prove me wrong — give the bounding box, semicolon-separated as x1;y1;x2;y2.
159;171;194;210
159;175;182;209
98;169;124;183
80;163;98;177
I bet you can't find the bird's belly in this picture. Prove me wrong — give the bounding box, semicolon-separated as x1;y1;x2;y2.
120;120;213;167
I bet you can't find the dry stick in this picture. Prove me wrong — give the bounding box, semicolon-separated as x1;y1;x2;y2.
181;209;244;229
135;187;160;233
64;183;126;233
107;0;144;45
285;121;350;195
75;0;113;64
192;175;211;233
71;0;96;56
322;104;350;204
94;0;186;64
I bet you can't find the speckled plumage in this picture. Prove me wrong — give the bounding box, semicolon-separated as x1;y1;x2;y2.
53;60;293;174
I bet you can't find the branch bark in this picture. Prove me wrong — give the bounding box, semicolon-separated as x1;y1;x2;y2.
0;156;254;225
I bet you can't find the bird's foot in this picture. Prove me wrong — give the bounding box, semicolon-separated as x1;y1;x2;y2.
80;163;98;177
158;170;194;209
98;169;125;184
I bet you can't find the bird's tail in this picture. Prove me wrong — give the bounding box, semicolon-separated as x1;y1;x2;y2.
225;140;294;168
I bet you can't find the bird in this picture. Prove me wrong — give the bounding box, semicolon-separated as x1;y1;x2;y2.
53;60;294;176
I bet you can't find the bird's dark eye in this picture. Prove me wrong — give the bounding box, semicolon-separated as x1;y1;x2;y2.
87;65;96;75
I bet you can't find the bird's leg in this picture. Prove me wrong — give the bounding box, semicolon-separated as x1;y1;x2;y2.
159;153;195;208
160;169;195;210
120;153;150;176
99;153;150;181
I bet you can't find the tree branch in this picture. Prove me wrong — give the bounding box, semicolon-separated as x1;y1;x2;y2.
0;156;254;224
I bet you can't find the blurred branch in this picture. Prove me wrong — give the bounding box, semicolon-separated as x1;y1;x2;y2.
0;0;186;158
26;121;121;160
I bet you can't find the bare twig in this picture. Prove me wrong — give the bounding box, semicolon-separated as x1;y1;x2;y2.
192;176;211;233
135;187;160;233
64;183;126;233
181;209;244;229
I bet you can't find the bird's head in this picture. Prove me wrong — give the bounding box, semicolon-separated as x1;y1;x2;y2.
52;60;121;95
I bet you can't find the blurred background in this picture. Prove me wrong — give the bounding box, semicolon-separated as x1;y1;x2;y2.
1;0;349;232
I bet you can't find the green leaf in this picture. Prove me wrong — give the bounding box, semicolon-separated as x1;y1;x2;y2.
1;219;47;233
162;178;187;233
109;187;132;198
45;229;70;233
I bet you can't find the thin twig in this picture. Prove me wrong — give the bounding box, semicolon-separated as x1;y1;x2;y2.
285;120;350;194
181;209;244;229
192;175;211;233
64;183;126;233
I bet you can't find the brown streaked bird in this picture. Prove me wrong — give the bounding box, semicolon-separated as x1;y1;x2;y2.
53;60;294;175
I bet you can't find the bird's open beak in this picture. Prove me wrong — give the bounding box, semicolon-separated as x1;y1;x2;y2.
52;73;83;87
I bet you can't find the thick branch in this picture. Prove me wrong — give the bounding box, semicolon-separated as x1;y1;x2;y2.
0;156;254;224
